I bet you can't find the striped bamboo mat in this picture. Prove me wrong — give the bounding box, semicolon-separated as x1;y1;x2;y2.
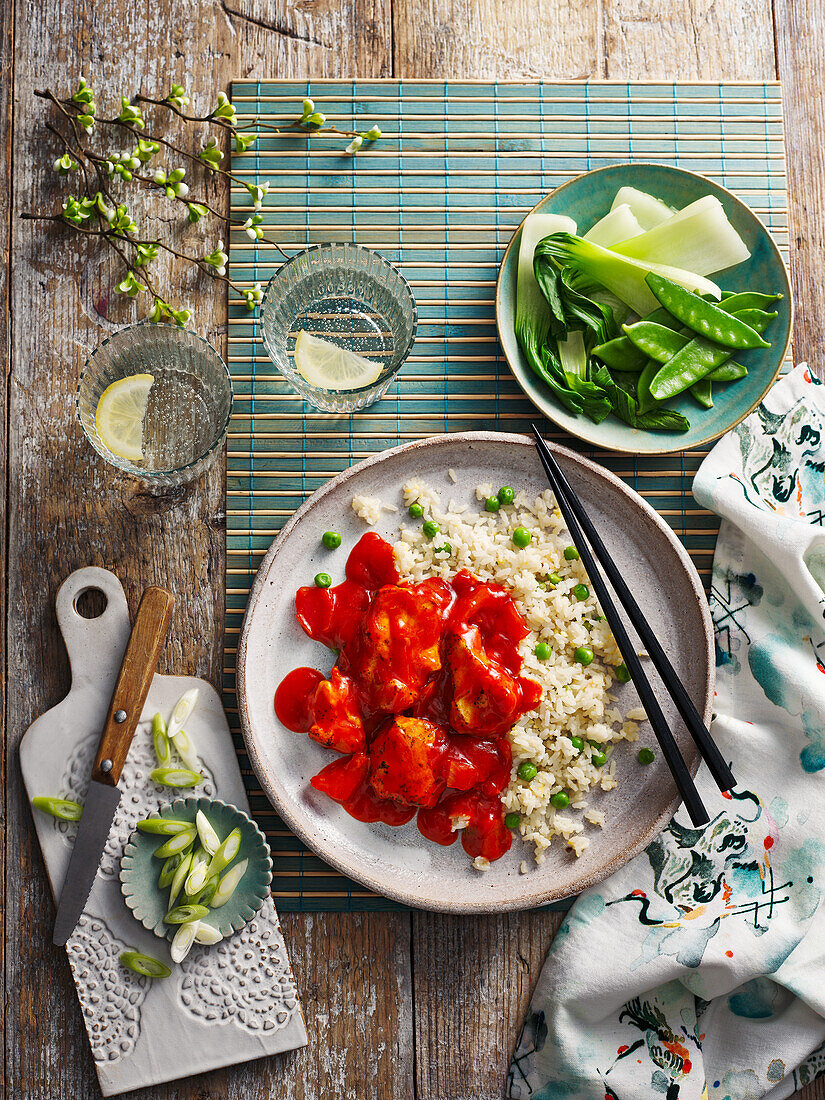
225;80;789;911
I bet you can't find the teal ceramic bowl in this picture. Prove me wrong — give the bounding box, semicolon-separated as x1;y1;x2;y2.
495;162;792;454
120;797;273;942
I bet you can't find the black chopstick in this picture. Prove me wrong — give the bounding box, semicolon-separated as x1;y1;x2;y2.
531;425;712;827
531;426;734;793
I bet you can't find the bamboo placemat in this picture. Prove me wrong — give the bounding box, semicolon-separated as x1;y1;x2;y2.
224;80;789;911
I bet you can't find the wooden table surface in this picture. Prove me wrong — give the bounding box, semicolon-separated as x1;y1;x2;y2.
6;1;825;1096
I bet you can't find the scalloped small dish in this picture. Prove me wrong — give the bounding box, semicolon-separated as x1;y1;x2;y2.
120;797;273;942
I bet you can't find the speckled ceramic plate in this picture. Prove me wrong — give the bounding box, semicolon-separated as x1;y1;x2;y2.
120;797;273;940
495;163;792;455
238;433;714;912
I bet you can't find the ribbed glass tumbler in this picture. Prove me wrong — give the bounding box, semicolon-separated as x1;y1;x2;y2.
77;323;233;488
260;243;417;413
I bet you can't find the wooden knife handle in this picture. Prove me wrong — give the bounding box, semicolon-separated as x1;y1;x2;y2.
92;586;175;786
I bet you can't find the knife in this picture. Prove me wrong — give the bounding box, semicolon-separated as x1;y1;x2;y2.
53;585;175;946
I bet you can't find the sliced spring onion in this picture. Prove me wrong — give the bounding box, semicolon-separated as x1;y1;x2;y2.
534;233;721;317
210;858;249;909
612;195;751;277
557;331;587;379
170;727;201;773
136;817;191;836
166;687;200;741
150;766;202;789
152;712;172;767
610;186;675;230
158;853;181;889
164;903;210;925
206;827;242;877
195;810;220;856
119;950;172;979
153;828;196;860
185;851;209;898
194;922;223;946
168;851;193;908
193;875;219;907
170;920;199;963
32;796;83;821
515;210;577;387
583;203;643;248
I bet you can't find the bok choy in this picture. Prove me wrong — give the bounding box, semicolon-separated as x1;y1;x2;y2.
610;186;675;230
534;233;721;317
583;204;643;248
612;195;751;276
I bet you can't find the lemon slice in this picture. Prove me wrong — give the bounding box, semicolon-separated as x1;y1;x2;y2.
293;331;383;391
94;373;155;462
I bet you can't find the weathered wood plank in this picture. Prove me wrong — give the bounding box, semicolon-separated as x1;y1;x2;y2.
774;1;825;1090
5;1;408;1098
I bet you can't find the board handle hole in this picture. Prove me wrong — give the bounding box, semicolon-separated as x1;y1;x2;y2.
74;587;108;620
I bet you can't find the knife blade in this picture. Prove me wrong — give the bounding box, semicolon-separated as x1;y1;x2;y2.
53;585;175;946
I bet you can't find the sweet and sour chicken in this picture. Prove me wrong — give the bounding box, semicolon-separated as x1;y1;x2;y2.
275;533;542;865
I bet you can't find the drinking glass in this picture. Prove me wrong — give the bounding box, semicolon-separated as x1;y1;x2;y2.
260;243;417;413
77;323;233;488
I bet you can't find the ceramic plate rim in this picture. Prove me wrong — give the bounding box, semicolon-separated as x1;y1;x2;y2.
494;161;793;455
237;432;715;913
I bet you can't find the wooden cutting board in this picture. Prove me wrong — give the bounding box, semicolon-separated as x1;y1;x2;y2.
20;566;307;1097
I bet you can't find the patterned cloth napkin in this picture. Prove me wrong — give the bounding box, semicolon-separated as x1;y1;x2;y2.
508;364;825;1100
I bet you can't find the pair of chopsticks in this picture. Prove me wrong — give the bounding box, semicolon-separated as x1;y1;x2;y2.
531;424;734;827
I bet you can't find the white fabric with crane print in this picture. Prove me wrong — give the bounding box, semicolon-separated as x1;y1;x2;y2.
508;365;825;1100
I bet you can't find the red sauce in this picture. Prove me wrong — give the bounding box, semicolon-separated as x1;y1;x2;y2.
275;533;541;866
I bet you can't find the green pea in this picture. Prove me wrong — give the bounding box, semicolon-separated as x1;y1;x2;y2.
408;502;424;518
423;520;440;538
615;663;631;683
570;736;584;752
314;572;332;588
517;761;538;782
563;545;580;561
551;791;569;809
504;812;521;830
572;583;589;601
547;571;563;585
497;486;515;505
591;750;607;767
638;747;656;765
534;641;552;661
485;496;500;513
322;531;342;550
574;646;594;665
512;527;531;548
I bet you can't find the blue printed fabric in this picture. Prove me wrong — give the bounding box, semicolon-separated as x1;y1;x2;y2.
508;365;825;1100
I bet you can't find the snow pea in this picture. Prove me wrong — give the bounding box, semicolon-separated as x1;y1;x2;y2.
707;361;748;383
646;274;771;350
690;379;714;408
649;308;776;402
635;357;662;415
593;306;680;371
718;291;782;313
727;308;779;332
622;322;689;363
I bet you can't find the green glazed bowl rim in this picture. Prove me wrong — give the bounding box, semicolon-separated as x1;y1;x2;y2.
120;796;273;942
494;162;793;455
